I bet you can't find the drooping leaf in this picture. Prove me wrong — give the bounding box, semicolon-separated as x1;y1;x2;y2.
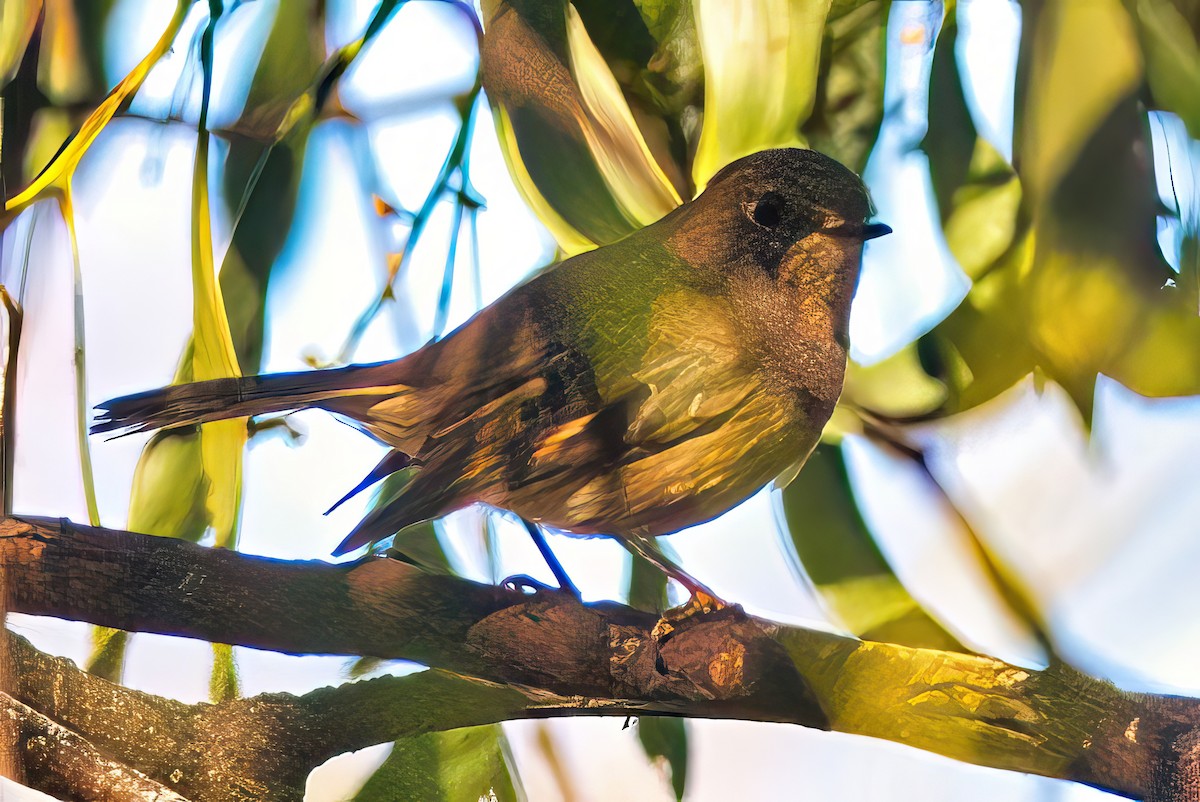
353;725;521;802
218;0;324;372
780;443;963;649
922;2;975;219
7;0;191;212
480;0;680;250
690;0;832;190
637;716;688;801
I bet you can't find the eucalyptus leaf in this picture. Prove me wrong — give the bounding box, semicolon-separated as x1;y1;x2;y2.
637;716;688;801
353;725;521;802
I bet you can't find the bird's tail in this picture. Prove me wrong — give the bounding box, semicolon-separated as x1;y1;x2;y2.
91;361;403;436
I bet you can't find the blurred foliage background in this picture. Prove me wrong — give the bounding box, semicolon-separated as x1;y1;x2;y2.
1;0;1199;799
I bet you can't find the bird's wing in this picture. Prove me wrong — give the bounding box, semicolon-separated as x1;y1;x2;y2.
623;289;754;447
517;288;797;534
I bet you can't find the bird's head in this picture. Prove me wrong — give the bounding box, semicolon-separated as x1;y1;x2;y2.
669;147;888;287
663;148;888;395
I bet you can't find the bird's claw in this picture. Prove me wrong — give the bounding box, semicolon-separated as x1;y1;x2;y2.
651;589;729;641
500;574;557;595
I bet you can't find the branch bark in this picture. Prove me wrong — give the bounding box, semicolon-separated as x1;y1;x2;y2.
2;515;1199;801
1;689;189;801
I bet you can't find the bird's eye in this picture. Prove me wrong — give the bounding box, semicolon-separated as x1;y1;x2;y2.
749;191;786;228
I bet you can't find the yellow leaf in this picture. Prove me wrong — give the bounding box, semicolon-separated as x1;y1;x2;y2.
1019;0;1142;209
691;0;830;191
0;0;40;87
565;2;682;226
6;0;191;212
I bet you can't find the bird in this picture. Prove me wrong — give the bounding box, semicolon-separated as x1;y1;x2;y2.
93;147;888;604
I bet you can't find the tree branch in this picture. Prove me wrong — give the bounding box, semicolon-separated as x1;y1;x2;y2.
2;515;1199;800
1;688;189;801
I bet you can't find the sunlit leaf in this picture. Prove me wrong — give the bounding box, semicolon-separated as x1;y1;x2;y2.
0;0;41;87
6;0;191;212
940;140;1022;281
780;443;963;650
128;428;210;542
637;716;688;801
85;626;127;683
691;0;831;190
564;3;681;223
210;642;240;702
922;0;1200;419
481;0;678;248
353;725;521;802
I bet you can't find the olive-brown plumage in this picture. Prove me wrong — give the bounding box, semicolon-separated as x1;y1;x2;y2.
94;148;886;557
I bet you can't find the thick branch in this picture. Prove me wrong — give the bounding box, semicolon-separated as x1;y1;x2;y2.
1;690;189;801
9;632;595;800
3;515;1199;800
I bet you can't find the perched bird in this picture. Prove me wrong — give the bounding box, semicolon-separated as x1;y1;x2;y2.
94;148;888;599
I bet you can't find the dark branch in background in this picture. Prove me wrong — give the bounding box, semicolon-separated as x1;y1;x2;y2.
3;516;1200;801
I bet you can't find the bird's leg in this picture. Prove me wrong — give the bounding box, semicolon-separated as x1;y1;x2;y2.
621;531;728;636
519;519;581;599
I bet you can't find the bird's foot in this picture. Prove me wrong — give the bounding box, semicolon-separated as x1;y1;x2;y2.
651;589;729;641
500;574;560;595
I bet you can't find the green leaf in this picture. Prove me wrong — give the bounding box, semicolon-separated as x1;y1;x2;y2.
209;642;240;703
802;0;889;174
1126;0;1200;139
85;627;127;683
370;469;457;575
690;0;832;190
923;0;1200;419
923;4;1023;282
127;428;210;542
781;443;963;650
353;725;521;802
637;716;688;801
843;344;947;419
922;3;976;220
626;550;668;612
7;0;191;213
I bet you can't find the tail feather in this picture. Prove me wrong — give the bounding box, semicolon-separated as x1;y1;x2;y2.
91;360;407;436
331;469;447;556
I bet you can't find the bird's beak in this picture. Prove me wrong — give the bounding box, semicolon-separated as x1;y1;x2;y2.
861;222;892;240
